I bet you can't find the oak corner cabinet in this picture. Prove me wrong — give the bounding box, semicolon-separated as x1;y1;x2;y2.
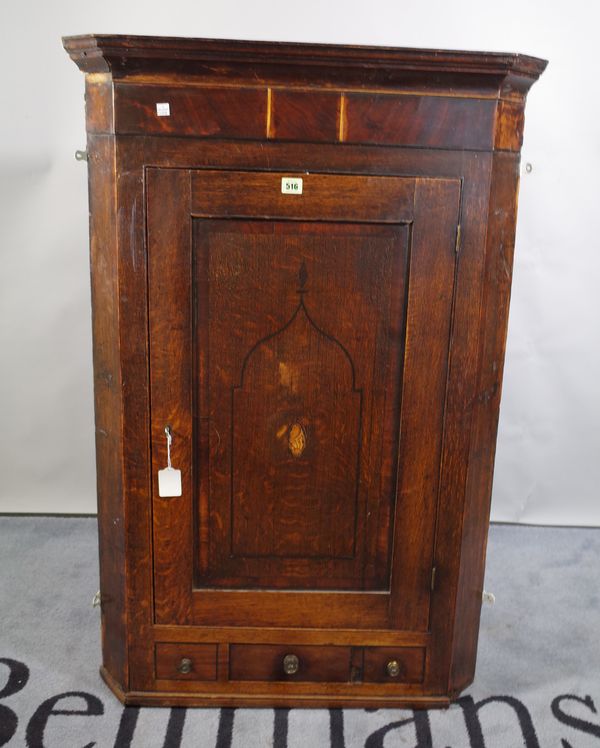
63;33;546;709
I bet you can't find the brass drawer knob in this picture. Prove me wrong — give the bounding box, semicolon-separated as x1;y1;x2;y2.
283;653;300;675
178;657;193;674
386;659;401;678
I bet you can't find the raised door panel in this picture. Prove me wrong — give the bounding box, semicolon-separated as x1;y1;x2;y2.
194;220;408;591
147;169;460;633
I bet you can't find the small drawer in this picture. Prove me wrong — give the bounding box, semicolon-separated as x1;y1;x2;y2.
363;647;425;683
229;644;352;682
155;643;217;681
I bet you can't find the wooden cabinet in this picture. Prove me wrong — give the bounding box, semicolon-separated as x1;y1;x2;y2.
63;34;546;708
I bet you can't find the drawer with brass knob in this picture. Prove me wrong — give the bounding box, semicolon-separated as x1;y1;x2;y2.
155;643;217;681
229;644;352;682
363;647;425;684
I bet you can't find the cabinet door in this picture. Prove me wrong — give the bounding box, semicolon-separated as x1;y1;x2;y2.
148;169;460;632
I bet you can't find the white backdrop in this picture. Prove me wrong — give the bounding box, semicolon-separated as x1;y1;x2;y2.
0;0;598;523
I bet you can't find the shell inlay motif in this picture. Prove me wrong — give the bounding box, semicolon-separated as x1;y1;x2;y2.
288;423;307;457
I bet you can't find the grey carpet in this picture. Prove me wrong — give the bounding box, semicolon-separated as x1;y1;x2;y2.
0;517;599;747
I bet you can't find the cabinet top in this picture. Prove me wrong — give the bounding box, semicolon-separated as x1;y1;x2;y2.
63;34;546;97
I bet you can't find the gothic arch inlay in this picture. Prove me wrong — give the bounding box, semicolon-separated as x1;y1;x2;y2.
230;263;363;560
236;262;358;390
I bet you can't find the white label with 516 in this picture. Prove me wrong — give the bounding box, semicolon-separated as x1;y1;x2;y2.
281;177;303;195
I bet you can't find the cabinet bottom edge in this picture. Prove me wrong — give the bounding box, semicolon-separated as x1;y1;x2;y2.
100;667;451;710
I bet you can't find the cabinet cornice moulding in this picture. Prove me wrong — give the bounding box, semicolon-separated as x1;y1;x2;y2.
62;34;547;98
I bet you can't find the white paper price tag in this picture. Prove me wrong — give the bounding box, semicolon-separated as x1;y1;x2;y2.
158;466;182;497
158;426;182;497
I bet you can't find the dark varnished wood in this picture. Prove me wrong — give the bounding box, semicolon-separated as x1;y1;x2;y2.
388;178;460;634
67;35;548;152
86;134;127;687
102;663;452;708
147;169;458;629
63;34;546;98
270;89;340;142
90;79;527;151
64;34;545;708
114;83;267;139
190;170;416;220
147;168;193;627
192;219;404;590
151;624;430;647
345;93;496;150
449;150;522;695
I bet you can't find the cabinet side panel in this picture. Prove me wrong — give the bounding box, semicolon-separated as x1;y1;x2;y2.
87;134;127;687
450;151;521;693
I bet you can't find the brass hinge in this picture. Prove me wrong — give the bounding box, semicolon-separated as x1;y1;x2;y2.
455;224;462;254
431;566;437;591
